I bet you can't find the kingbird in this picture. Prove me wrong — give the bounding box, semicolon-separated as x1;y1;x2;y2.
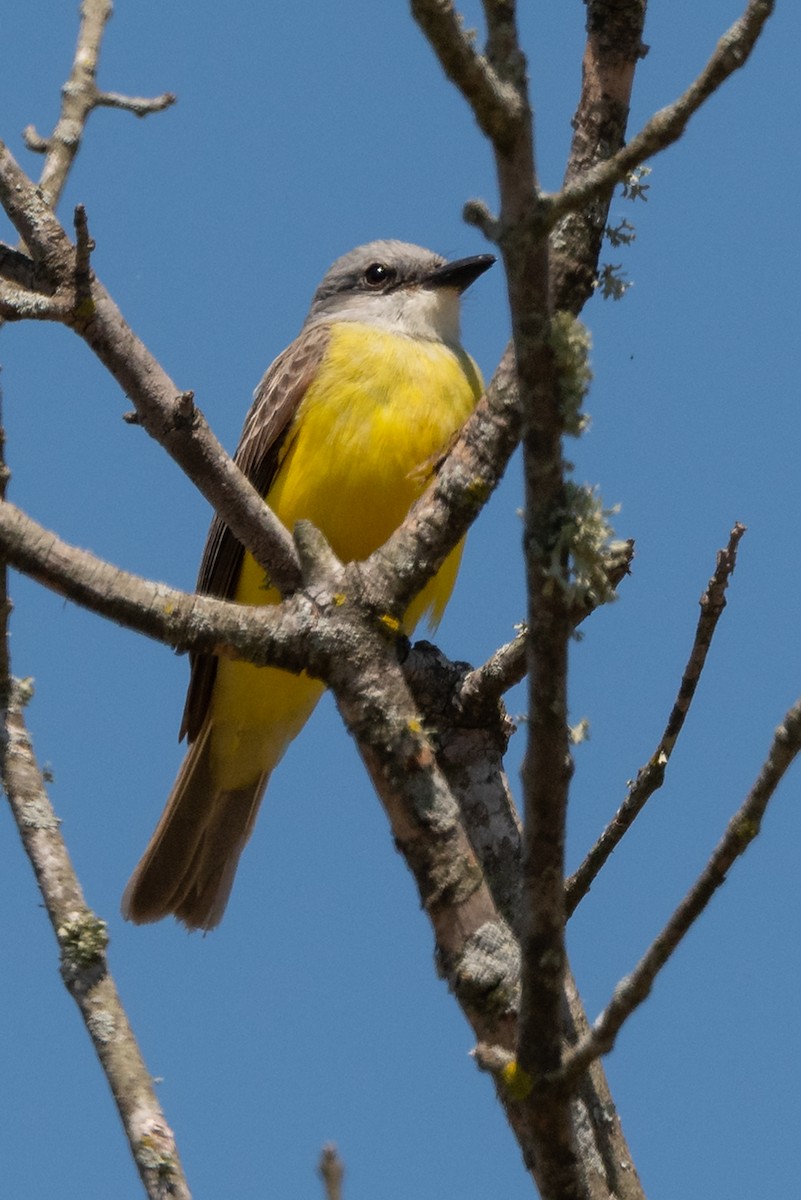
122;240;494;930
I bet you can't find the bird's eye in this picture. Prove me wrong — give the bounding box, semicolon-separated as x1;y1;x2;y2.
363;262;395;287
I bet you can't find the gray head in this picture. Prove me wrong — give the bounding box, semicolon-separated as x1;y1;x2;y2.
304;240;494;345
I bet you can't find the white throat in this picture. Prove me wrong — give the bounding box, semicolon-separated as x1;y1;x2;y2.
307;285;462;345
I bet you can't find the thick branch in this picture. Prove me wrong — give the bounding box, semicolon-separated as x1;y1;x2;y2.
403;641;645;1199
549;0;648;311
0;498;318;673
325;626;534;1165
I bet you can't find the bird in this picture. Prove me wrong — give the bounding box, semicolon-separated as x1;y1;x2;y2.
122;239;494;930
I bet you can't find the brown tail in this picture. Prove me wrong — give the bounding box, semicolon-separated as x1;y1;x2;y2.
121;720;269;931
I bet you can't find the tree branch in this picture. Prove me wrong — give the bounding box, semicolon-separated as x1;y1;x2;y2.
412;4;649;1197
549;0;648;311
1;689;192;1200
0;392;190;1199
456;539;634;714
554;692;801;1090
318;1144;345;1200
410;0;524;147
92;88;176;118
402;641;646;1200
566;525;745;916
0;141;302;595
368;342;521;618
0;497;319;673
25;0;176;212
549;0;775;228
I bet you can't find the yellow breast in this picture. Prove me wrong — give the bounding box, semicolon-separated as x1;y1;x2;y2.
265;321;483;565
211;321;483;787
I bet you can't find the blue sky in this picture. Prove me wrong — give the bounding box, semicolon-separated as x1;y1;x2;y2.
0;3;799;1197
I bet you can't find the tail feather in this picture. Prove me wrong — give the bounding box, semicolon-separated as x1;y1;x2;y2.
122;720;268;931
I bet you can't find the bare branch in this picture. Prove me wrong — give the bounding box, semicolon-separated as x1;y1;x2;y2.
550;0;775;227
457;539;633;713
94;89;177;117
325;626;536;1169
410;0;523;146
1;691;192;1200
33;0;175;211
402;641;646;1200
459;625;528;709
0;393;190;1200
0;498;318;673
0;141;302;595
318;1144;345;1200
566;525;745;916
555;693;801;1090
414;3;621;1194
73;203;94;309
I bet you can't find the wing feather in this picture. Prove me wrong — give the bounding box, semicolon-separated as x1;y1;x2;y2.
180;324;331;741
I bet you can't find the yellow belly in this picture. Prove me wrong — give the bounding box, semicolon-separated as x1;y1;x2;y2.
209;322;483;789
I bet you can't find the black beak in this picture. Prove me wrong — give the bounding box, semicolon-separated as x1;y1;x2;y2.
425;253;495;293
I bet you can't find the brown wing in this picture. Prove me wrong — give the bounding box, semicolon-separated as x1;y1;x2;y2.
180;323;331;742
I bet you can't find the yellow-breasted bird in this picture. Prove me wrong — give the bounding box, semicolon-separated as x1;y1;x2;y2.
122;240;494;930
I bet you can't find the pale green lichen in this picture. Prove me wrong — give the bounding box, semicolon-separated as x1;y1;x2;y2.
595;263;633;301
13;677;35;706
59;913;108;972
550;311;592;437
541;483;624;606
596;170;649;300
453;920;521;1014
605;217;637;248
569;718;590;746
86;1009;116;1044
622;165;651;202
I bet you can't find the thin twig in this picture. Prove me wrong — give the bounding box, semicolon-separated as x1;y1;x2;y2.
94;89;176;117
457;540;634;713
33;0;176;211
460;625;528;709
554;693;801;1090
410;0;523;146
566;525;746;916
549;0;775;227
318;1144;345;1200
